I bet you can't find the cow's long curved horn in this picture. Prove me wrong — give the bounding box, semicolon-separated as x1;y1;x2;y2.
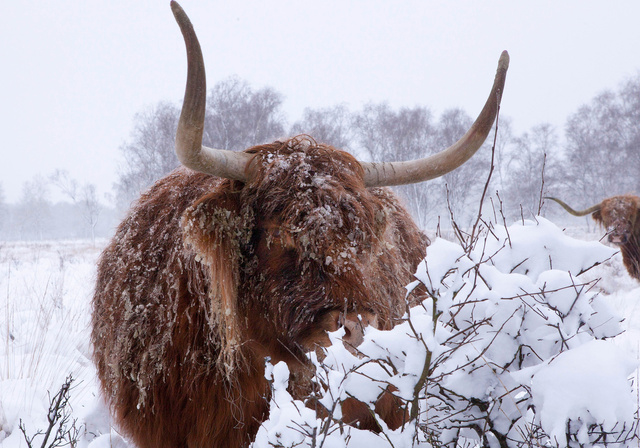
361;51;510;187
172;1;251;181
544;197;602;216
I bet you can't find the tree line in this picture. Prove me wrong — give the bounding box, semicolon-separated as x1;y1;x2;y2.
1;73;639;240
0;172;117;243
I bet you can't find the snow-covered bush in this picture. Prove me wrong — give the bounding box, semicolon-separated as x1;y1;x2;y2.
252;217;638;448
0;224;637;448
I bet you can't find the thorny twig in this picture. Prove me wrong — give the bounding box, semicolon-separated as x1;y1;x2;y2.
19;375;80;448
469;102;502;252
537;152;548;216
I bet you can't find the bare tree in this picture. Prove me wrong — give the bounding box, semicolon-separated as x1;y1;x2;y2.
353;103;440;229
562;73;640;209
0;182;6;234
565;92;627;205
16;175;52;240
203;76;286;151
115;101;181;209
435;108;490;225
81;185;102;244
290;104;354;150
486;116;514;193
351;105;495;229
503;123;561;220
620;77;640;194
115;78;287;210
50;169;79;201
353;103;436;163
51;170;103;243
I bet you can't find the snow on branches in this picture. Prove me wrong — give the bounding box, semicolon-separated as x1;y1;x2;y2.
252;217;637;448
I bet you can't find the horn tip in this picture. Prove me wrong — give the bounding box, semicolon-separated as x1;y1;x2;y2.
498;51;510;71
170;1;183;18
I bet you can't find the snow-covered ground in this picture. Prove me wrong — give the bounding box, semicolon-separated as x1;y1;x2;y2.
0;239;126;447
0;219;638;447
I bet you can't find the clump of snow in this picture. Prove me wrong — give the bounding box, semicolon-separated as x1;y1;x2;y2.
524;340;637;445
256;361;319;447
481;217;616;280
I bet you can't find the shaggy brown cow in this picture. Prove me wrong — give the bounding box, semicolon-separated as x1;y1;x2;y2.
91;2;509;447
546;195;640;280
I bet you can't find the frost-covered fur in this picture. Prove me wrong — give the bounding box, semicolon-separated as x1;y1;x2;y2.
592;194;640;280
91;136;429;448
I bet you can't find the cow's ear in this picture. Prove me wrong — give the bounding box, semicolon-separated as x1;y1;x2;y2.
181;187;254;378
592;209;603;224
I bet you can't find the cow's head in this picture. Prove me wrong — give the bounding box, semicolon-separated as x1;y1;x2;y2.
171;1;508;374
546;195;640;244
181;137;414;373
594;196;640;244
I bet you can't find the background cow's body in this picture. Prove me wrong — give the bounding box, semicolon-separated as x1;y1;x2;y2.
92;140;429;448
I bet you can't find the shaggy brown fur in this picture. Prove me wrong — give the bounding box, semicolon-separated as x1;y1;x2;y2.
92;136;429;448
592;195;640;280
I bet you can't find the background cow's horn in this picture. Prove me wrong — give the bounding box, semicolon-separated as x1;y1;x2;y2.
361;51;510;187
172;1;251;181
544;196;602;216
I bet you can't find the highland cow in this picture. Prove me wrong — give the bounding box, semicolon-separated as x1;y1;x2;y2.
546;195;640;280
90;2;509;447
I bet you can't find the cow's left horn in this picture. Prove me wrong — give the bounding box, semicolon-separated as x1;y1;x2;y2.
172;1;251;182
361;51;509;187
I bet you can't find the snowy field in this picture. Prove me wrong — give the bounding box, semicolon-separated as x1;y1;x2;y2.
0;218;639;447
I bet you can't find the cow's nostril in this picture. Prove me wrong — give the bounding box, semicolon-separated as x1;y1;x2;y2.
609;233;626;245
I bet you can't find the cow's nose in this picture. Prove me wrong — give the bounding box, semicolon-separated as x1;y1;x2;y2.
338;312;378;353
342;317;365;347
608;233;627;244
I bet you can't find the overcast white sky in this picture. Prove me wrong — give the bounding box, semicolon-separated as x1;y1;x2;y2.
2;1;640;204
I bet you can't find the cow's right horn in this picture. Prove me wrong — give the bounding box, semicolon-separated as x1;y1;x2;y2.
172;1;252;182
361;51;509;188
544;197;602;216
